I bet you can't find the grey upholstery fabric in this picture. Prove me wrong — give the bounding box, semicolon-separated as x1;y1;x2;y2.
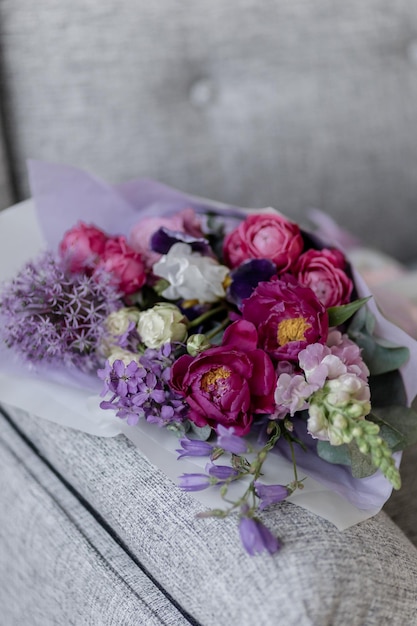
0;112;13;210
1;405;417;626
1;1;417;260
0;414;191;626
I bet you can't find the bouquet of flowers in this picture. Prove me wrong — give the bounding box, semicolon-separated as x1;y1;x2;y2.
1;161;417;557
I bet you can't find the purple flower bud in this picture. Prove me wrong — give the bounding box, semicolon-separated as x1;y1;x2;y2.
178;473;211;492
205;462;239;480
254;482;289;510
216;425;248;455
238;516;281;556
176;438;214;459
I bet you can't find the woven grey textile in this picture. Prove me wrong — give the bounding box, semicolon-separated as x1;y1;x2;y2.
1;0;417;261
1;406;417;626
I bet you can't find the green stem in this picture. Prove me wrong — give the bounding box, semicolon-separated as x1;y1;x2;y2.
288;439;299;484
188;304;226;329
205;318;230;341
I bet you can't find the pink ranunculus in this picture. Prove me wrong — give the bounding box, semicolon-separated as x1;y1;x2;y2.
241;275;328;362
94;236;146;295
59;222;108;273
170;320;276;435
222;213;304;271
293;248;353;308
128;208;203;269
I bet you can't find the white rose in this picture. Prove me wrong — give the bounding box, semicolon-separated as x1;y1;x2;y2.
152;242;229;303
107;347;141;366
137;303;188;349
106;307;141;336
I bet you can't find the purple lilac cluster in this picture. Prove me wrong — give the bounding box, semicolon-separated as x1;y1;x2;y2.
98;343;188;426
0;252;121;372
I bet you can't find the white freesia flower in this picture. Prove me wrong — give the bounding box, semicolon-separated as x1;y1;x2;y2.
152;242;229;303
137;303;188;349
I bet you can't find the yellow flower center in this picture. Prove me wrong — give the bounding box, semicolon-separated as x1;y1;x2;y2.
277;317;311;346
201;366;231;393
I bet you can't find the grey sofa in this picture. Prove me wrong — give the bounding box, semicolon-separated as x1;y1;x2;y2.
1;2;417;624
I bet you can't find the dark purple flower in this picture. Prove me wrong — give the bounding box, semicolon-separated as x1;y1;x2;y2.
226;258;277;307
238;516;281;556
176;438;214;459
254;482;289;510
216;424;248;455
150;227;212;256
178;473;211;491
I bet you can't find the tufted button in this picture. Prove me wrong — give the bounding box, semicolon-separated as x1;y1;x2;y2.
407;39;417;64
189;78;215;107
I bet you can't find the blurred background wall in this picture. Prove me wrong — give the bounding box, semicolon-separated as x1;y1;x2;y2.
0;0;417;261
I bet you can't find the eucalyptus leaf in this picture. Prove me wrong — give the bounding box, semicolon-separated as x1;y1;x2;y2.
328;297;371;327
368;406;417;452
347;440;377;478
188;423;212;441
316;440;351;466
350;330;409;375
369;371;407;408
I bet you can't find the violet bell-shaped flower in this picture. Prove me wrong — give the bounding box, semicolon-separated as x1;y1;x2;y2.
238;516;281;556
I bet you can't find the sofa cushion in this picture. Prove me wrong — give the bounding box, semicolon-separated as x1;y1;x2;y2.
2;404;417;625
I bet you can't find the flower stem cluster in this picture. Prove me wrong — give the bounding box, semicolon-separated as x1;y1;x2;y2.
178;423;299;556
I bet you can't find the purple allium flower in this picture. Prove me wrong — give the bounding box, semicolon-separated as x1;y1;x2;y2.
238;516;281;556
98;345;188;426
216;424;248;455
178;473;211;491
176;438;214;459
0;252;121;372
254;482;289;510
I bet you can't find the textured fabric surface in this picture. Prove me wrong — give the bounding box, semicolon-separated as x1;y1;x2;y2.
0;412;196;626
1;1;417;260
0;108;13;210
1;406;417;625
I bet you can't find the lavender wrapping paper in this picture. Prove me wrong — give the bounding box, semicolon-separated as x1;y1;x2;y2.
1;160;417;527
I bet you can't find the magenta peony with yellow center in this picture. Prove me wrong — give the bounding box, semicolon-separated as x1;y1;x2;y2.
241;275;329;362
170;320;276;435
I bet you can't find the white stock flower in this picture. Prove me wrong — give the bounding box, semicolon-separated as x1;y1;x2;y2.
152;242;229;303
137;303;188;349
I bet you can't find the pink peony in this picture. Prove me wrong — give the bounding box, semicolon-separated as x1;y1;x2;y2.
170;320;276;435
128;208;203;269
59;222;108;273
293;248;353;308
222;213;304;271
241;276;328;362
94;236;146;295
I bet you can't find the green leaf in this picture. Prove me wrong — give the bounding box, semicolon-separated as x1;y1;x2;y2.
188;423;212;441
369;370;407;408
316;440;352;466
349;330;410;375
368;406;417;452
347;440;377;478
328;297;371;327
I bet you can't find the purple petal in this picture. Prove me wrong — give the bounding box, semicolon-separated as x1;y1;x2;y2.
178;473;211;492
150;227;212;255
238;517;280;556
176;438;214;459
